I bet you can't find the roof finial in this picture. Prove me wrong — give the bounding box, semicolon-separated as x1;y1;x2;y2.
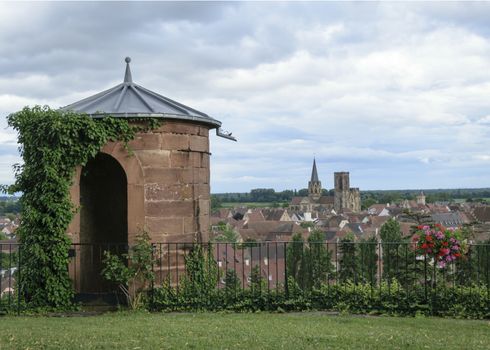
124;57;132;83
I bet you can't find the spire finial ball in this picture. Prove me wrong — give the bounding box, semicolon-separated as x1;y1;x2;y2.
125;57;131;63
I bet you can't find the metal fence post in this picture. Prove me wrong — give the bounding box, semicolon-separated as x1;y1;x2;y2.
284;242;289;298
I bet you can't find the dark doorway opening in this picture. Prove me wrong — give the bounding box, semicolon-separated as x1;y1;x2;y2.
79;153;128;295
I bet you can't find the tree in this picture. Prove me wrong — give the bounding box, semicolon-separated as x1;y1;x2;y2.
250;265;263;295
380;218;402;242
305;230;332;289
286;233;304;282
181;244;218;301
358;236;378;284
338;233;359;283
224;269;240;298
211;195;222;212
213;225;239;243
361;198;377;210
297;188;309;197
286;231;332;290
380;218;402;282
101;232;156;309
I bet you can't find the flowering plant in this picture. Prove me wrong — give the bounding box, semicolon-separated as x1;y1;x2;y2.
412;224;467;268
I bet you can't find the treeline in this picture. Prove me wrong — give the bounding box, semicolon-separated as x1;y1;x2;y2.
213;188;490;207
213;188;333;203
0;197;21;216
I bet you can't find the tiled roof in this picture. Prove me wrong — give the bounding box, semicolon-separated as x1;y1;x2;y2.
472;206;490;223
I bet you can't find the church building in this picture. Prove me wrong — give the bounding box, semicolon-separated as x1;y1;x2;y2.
290;159;361;214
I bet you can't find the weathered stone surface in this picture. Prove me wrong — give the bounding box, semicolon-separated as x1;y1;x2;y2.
161;134;189;151
100;141;117;154
183;217;196;233
161;121;200;135
127;184;145;241
198;127;209;137
189;135;209;152
146;217;184;235
195;168;209;184
197;184;210;199
198;215;210;237
189;152;201;167
144;168;193;184
198;199;210;216
201;153;210;168
128;133;160;150
69;117;212;251
146;200;194;217
160;232;198;243
136;150;170;168
170;151;190;168
145;184;193;201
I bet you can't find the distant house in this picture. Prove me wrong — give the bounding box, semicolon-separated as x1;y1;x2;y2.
367;204;390;216
472;206;490;223
262;209;292;222
213;243;286;286
431;212;468;228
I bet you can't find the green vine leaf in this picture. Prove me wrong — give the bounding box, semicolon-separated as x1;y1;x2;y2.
7;105;161;309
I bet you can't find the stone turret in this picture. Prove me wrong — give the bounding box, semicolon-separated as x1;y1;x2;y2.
63;58;234;293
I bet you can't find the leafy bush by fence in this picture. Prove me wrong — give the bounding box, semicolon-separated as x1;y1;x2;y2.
151;239;490;318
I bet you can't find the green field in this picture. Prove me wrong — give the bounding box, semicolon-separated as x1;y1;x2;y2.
1;312;489;349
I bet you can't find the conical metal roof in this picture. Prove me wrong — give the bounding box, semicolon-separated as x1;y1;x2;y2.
62;57;222;129
310;158;319;182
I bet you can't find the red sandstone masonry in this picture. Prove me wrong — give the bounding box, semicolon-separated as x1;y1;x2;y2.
189;135;209;152
198;127;209;137
189;152;201;167
201;153;210;168
146;200;194;217
145;184;193;201
144;168;194;184
170;151;190;168
70;120;212;246
129;133;161;150
136;150;170;168
160;122;200;135
161;134;189;150
146;217;184;235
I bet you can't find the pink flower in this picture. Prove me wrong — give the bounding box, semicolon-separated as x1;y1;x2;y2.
438;261;446;268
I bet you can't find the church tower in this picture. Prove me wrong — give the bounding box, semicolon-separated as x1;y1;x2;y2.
308;158;322;200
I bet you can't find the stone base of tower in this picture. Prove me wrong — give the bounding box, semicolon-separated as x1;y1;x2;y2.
67;120;212;245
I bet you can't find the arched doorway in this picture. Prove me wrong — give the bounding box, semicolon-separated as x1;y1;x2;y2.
79;153;128;294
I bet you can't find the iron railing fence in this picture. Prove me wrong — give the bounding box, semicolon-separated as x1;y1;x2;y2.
152;241;490;299
1;241;489;313
0;242;20;313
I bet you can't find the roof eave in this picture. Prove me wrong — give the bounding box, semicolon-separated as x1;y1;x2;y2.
81;111;222;129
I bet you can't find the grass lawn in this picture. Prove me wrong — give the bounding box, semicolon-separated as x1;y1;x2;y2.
1;312;489;349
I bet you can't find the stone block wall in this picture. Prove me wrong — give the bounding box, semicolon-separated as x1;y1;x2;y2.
68;120;212;245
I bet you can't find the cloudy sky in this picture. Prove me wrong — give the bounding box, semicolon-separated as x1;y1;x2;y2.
1;2;490;193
